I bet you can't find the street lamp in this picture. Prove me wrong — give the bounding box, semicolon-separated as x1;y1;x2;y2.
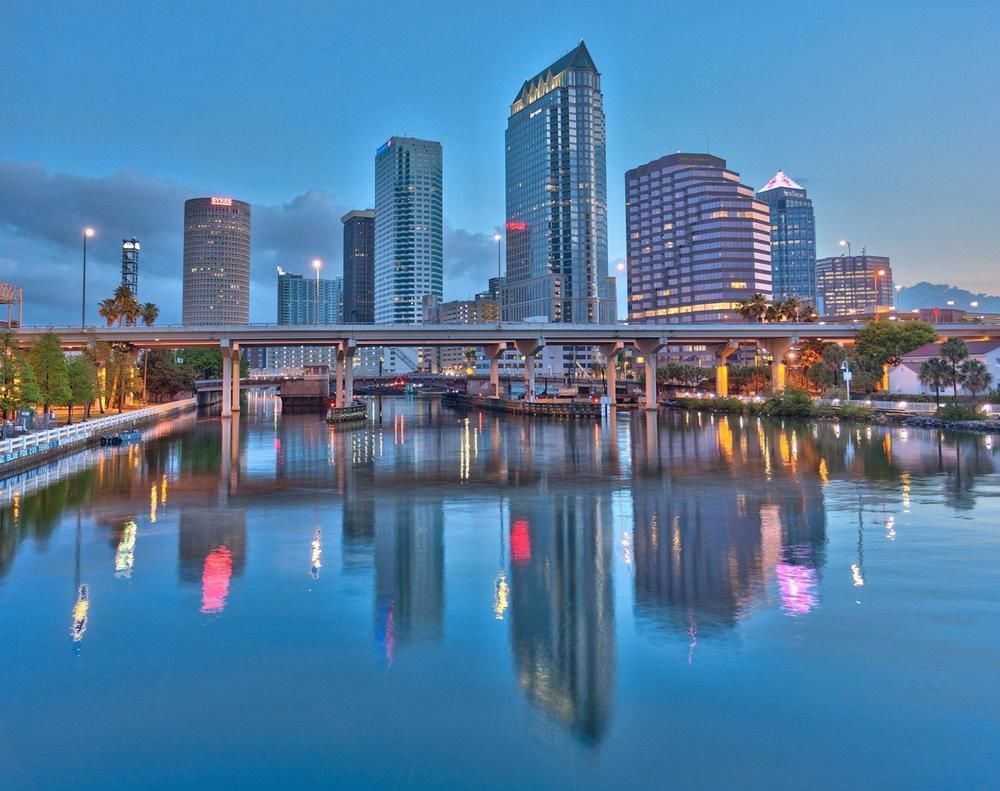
311;258;322;324
873;268;886;314
81;227;95;327
839;239;852;257
970;301;979;309
493;233;502;326
894;284;902;311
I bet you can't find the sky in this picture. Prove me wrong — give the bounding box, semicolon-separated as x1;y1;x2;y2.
1;0;998;325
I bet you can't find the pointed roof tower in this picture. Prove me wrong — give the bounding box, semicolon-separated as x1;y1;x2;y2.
512;41;599;109
759;170;804;193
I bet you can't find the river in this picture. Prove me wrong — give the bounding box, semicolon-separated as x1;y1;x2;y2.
1;394;997;788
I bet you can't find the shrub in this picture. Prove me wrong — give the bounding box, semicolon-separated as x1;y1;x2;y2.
837;403;875;421
936;404;983;422
762;388;816;418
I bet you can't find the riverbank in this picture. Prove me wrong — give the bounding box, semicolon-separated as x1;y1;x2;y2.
0;398;197;479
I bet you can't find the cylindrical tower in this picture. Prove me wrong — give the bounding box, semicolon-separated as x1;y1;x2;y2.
121;238;140;295
182;197;251;325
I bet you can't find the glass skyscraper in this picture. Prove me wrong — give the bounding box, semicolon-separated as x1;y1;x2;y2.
625;153;771;323
342;209;375;324
816;254;894;317
276;269;343;325
374;137;443;325
504;41;616;324
757;171;816;303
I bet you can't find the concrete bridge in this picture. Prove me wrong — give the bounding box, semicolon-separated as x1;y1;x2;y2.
14;322;1000;415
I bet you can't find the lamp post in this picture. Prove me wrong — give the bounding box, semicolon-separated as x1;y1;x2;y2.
873;268;886;314
493;233;502;327
311;258;322;324
839;239;852;258
895;284;902;311
81;228;95;327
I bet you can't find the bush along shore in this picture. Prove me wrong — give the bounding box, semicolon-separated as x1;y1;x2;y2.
671;389;1000;433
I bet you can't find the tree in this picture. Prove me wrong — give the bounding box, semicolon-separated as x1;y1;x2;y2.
65;357;98;424
959;358;992;404
29;332;70;419
114;285;142;327
940;338;970;402
738;293;769;323
141;303;160;327
143;350;188;402
919;357;952;407
0;332;41;420
855;319;938;368
98;298;120;327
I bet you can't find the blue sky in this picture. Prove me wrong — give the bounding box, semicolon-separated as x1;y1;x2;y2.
1;0;998;323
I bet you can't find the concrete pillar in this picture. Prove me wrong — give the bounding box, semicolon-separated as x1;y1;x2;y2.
634;337;666;410
335;351;345;408
599;342;623;406
713;341;739;397
766;337;794;394
221;341;232;418
230;345;241;413
514;338;545;402
484;343;506;399
344;351;354;403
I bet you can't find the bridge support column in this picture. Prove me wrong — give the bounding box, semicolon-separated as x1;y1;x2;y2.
220;340;233;418
765;337;795;393
514;338;545;402
344;350;354;404
335;350;346;408
230;344;241;413
599;342;624;406
484;343;506;398
713;341;739;397
635;337;666;410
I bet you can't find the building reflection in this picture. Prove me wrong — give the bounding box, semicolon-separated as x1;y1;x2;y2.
507;491;615;745
373;498;445;662
178;509;247;614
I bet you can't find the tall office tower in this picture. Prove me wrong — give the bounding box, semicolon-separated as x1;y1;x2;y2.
121;239;139;295
504;41;616;324
182;197;251;325
263;267;343;370
374;137;443;373
276;268;343;324
625;153;771;323
757;170;816;303
342;209;375;323
816;254;894;317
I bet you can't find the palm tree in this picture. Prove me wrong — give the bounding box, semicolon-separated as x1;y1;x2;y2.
800;304;820;323
98;298;120;327
113;285;142;327
919;357;952;407
940;338;970;402
780;296;802;321
959;359;992;405
738;293;769;323
141;302;160;326
764;303;781;323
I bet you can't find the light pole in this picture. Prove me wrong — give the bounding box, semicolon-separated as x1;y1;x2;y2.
873;268;886;314
493;233;502;326
82;228;95;327
894;284;902;311
311;258;322;324
839;239;852;258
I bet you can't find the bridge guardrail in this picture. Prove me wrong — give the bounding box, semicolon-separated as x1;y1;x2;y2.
0;398;197;464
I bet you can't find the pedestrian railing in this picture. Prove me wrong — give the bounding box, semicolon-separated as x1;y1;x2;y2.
818;398;938;414
0;399;197;464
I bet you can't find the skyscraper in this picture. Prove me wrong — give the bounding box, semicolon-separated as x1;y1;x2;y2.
504;41;616;324
276;268;343;324
374;137;443;324
757;170;816;303
182;197;250;325
342;209;375;324
625;153;771;323
816;254;894;317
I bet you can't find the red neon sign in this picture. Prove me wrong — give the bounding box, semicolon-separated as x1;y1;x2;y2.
211;197;233;207
510;519;532;565
506;221;527;232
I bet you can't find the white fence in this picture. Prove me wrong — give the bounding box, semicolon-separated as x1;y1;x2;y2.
0;398;197;465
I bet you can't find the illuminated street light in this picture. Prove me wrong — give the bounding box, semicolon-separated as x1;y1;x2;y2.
311;258;322;323
82;228;95;327
839;239;851;257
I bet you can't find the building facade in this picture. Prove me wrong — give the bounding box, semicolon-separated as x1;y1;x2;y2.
422;293;500;373
757;171;816;303
625;153;772;323
816;254;893;317
182;197;251;325
504;41;616;325
342;209;375;324
277;268;343;325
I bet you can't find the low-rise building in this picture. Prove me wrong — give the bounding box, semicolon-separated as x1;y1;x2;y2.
888;340;1000;395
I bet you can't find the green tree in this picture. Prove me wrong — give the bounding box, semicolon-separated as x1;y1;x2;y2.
98;297;120;327
737;293;769;323
140;302;160;327
66;356;99;424
143;350;187;402
114;285;142;327
855;319;938;368
940;338;970;402
959;358;992;404
29;332;70;419
918;357;952;407
0;332;42;420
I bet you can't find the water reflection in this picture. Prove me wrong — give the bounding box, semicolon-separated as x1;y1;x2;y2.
179;509;247;615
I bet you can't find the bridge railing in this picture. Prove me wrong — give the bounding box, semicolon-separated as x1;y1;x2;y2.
818;398;938;414
0;398;197;460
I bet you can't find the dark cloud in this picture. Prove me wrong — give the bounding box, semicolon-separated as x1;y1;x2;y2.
0;159;496;325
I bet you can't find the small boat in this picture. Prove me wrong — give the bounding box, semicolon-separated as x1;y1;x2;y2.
119;429;142;443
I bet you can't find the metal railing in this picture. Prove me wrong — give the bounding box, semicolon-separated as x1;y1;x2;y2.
0;398;196;461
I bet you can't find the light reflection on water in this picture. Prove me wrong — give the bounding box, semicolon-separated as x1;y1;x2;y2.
0;394;999;788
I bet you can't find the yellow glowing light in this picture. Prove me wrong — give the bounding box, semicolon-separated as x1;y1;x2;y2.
71;584;90;642
115;520;137;578
84;227;95;238
310;529;322;579
851;564;865;587
494;571;509;620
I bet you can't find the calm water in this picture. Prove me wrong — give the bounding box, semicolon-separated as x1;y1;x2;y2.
1;396;998;789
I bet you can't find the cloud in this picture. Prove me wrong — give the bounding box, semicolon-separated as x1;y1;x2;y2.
0;159;497;325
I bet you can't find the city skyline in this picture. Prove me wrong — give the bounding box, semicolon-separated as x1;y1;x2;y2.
2;2;999;325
